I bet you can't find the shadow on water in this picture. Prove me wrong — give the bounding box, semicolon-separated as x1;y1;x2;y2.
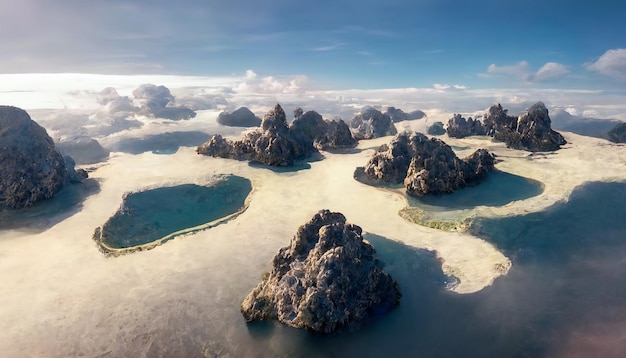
0;178;101;232
244;182;626;357
248;161;312;173
104;131;212;155
409;170;544;210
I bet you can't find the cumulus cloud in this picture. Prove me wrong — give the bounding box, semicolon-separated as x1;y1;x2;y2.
132;84;175;110
233;70;309;95
585;48;626;79
96;88;139;115
484;61;569;83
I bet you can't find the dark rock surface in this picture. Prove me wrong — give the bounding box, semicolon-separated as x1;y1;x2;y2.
291;110;357;150
355;131;495;196
447;102;566;152
446;114;486;138
607;122;626;143
385;107;426;122
197;104;356;166
487;102;566;151
56;138;110;165
427;121;446;136
0;106;87;209
198;104;306;166
241;209;401;333
217;107;261;127
350;107;397;140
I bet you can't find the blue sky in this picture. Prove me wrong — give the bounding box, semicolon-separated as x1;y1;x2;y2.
1;0;625;89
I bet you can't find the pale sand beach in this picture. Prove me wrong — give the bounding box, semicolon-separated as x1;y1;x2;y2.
1;119;625;356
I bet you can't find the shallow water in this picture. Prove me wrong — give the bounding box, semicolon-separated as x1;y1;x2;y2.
408;170;544;211
99;175;251;249
0;178;100;231
1;146;624;357
104;131;212;155
239;181;626;357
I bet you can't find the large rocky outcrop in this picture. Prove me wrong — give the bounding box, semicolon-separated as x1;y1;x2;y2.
446;114;486;138
350;107;397;140
216;107;261;127
447;102;566;152
241;210;401;333
291;110;357;150
355;131;495;196
607;122;626;143
0;106;87;209
427;121;446;136
486;102;566;151
385;107;426;123
197;104;356;166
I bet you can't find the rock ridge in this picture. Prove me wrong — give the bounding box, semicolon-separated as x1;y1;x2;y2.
0;106;87;209
355;131;495;196
197;104;356;166
241;209;401;333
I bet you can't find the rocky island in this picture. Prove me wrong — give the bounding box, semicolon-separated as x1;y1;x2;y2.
197;104;356;166
241;209;401;333
0;106;88;209
447;102;567;152
427;121;446;136
350;107;398;139
385;106;426;123
355;131;495;196
607;122;626;143
216;107;262;127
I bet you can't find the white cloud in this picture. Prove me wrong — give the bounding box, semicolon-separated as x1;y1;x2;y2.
531;62;570;82
245;70;257;80
484;61;569;83
433;84;468;91
233;72;309;95
585;48;626;79
311;43;347;52
486;61;530;78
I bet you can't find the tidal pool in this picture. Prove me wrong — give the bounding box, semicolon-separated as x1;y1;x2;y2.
93;174;252;255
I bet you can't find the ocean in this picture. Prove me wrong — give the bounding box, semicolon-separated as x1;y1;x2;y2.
239;181;626;357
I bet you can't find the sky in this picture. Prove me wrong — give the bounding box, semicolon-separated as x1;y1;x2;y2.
1;0;625;90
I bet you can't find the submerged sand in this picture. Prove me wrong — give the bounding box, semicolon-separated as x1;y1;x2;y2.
0;127;624;356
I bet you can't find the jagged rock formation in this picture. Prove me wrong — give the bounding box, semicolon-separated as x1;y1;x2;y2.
0;106;87;209
446;114;486;138
427;121;446;136
291;110;357;150
197;104;356;166
241;210;401;333
350;107;397;140
385;106;426;122
607;122;626;143
486;102;566;151
56;138;110;165
216;107;261;127
447;102;566;152
355;131;495;196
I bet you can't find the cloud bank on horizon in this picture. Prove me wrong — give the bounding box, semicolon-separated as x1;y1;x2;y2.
1;0;625;90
